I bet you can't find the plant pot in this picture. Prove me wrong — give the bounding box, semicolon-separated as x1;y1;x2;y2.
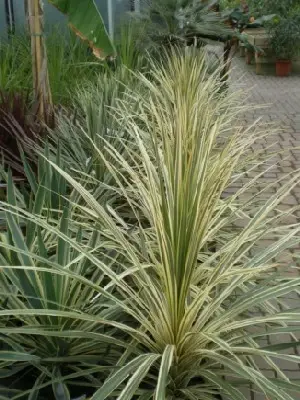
276;59;291;77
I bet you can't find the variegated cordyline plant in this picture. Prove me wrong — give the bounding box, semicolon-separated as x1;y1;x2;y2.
0;48;300;400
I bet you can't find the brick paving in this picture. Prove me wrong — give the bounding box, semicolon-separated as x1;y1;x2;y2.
228;55;300;400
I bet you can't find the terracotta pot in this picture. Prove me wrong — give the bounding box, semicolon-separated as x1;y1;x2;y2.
276;60;291;77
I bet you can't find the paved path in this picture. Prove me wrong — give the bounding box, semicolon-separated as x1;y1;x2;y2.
230;55;300;251
228;55;300;400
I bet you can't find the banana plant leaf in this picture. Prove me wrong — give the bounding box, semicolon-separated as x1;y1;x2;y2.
221;7;279;30
48;0;116;59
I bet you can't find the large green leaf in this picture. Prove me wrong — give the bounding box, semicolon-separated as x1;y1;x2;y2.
48;0;116;59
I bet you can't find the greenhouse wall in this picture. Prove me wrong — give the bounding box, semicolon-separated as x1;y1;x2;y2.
0;0;145;38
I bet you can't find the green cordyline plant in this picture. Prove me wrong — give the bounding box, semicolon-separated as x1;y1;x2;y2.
45;66;141;199
0;48;300;399
0;150;122;400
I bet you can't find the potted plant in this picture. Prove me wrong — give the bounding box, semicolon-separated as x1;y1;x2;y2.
269;16;300;77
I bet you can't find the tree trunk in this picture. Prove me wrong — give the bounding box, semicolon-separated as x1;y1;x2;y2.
220;38;238;87
27;0;53;124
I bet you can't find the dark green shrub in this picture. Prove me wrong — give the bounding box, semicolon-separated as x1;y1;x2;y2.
269;15;300;59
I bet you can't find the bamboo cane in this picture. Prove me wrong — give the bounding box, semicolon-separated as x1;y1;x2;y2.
27;0;53;124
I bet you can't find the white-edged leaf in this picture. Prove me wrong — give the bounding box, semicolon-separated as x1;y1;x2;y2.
155;345;175;400
91;354;159;400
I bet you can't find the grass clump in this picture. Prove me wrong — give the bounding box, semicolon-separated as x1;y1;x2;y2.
0;29;105;106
